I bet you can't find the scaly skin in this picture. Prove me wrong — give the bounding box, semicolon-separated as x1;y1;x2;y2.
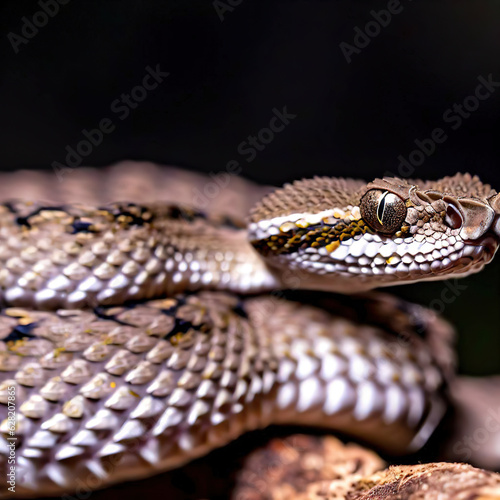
0;164;498;497
250;174;500;292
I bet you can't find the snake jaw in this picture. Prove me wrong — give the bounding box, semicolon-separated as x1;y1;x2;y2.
486;193;500;242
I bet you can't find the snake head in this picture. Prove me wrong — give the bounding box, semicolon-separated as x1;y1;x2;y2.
249;174;500;293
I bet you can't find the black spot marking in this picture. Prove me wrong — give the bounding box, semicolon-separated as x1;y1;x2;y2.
252;220;368;257
160;297;198;339
164;317;195;339
233;299;249;319
103;203;154;227
2;323;38;343
71;220;97;234
93;306;135;326
168;206;243;230
160;296;187;317
168;206;206;222
12;205;67;229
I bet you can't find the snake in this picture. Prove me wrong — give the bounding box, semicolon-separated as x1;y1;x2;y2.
0;163;499;497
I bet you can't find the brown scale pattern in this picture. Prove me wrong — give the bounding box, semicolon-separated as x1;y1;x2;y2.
0;292;278;496
0;200;273;310
0;163;270;219
420;173;496;201
251;173;497;229
250;177;366;222
367;174;497;203
0;291;450;497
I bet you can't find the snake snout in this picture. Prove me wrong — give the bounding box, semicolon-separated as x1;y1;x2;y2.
489;214;500;243
467;233;499;260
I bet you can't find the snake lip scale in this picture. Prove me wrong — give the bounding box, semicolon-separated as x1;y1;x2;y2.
0;165;499;497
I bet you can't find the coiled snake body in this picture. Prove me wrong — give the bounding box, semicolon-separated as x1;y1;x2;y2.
0;164;499;496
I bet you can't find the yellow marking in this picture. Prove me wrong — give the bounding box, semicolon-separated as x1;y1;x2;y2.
158;298;177;309
53;347;66;358
386;256;398;265
325;241;340;253
279;222;295;233
7;339;27;354
295;219;309;229
5;308;31;318
110;381;117;388
129;389;140;398
18;317;33;326
169;332;184;345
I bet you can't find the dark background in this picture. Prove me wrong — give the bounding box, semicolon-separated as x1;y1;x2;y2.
0;0;499;374
1;2;500;498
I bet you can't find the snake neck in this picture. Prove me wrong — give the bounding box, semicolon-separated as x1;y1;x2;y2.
0;202;280;310
156;222;281;296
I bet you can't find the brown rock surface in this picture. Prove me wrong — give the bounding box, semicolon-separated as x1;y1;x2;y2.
233;435;500;500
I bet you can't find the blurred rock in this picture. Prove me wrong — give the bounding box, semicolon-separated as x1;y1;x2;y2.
233;435;500;500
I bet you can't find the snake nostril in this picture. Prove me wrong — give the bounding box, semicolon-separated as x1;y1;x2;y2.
444;204;463;230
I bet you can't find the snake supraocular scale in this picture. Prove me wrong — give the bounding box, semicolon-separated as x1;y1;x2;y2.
0;164;499;497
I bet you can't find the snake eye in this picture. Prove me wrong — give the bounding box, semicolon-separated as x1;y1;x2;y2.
360;189;407;234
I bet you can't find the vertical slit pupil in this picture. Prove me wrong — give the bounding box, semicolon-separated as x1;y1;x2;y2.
377;191;389;225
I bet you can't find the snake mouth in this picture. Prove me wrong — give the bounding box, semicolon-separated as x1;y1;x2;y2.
430;234;498;282
422;235;497;278
252;214;500;293
464;234;498;262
